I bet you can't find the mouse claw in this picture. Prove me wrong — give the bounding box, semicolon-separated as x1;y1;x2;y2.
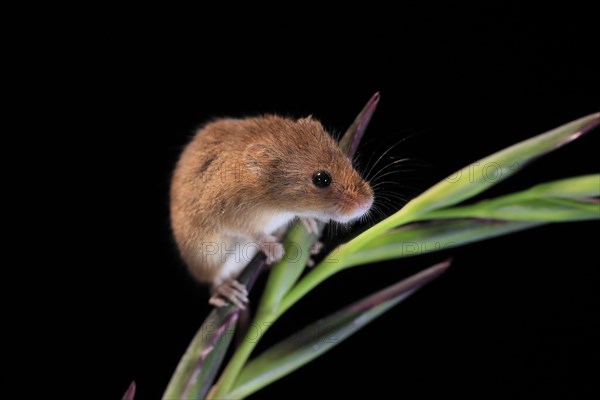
301;218;320;235
305;241;324;268
208;296;228;308
309;240;324;255
210;279;249;309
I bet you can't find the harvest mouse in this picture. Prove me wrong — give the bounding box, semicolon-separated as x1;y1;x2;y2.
170;115;374;308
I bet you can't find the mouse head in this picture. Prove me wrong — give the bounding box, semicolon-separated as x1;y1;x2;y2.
244;116;374;223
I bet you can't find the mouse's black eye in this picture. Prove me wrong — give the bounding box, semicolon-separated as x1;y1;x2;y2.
312;171;332;188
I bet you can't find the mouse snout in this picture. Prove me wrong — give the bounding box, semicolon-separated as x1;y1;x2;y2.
336;183;374;221
356;196;374;213
353;191;374;216
337;196;372;222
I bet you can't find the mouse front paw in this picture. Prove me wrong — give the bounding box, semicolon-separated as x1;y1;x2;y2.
262;241;284;264
255;233;284;264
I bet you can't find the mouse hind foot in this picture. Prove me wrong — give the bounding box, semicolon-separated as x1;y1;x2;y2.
209;279;249;309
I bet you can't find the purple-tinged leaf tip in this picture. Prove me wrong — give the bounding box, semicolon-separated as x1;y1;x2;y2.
547;112;600;155
567;111;600;141
521;113;600;177
121;381;136;400
347;258;451;313
339;92;380;158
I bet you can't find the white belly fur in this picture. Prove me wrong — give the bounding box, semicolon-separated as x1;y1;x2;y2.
262;211;296;234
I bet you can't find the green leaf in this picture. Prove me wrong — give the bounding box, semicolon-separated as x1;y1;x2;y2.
227;260;451;399
521;174;600;199
404;112;600;214
421;175;600;222
343;219;543;268
423;198;599;222
362;112;600;236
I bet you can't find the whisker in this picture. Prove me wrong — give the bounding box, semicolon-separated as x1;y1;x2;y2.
362;129;427;180
368;159;414;183
370;169;422;186
375;192;411;203
367;205;387;222
371;180;414;189
364;141;407;181
374;200;404;213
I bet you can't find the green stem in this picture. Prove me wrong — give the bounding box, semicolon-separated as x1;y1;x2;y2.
207;309;273;399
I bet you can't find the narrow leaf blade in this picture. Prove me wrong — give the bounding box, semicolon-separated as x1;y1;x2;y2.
420;175;600;222
345;219;543;267
386;112;600;222
425;198;599;222
227;260;451;399
121;381;136;400
339;92;380;158
525;174;600;199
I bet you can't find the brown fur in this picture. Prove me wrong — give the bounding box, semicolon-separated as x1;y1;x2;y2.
170;115;373;286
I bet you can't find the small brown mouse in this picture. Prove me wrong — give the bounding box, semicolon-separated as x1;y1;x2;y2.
170;115;374;308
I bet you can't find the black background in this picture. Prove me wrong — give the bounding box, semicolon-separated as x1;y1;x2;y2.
41;3;599;399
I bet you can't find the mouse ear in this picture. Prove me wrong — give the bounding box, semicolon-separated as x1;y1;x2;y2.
297;114;314;123
243;143;275;176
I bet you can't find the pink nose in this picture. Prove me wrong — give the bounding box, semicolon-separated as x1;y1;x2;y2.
352;194;373;213
358;197;373;212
